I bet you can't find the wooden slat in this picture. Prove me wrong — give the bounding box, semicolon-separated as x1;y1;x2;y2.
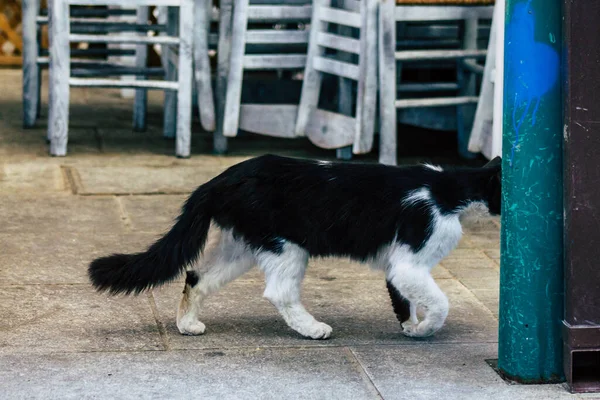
195;0;216;131
214;0;234;152
71;67;164;77
69;77;179;90
38;57;118;65
319;6;362;28
247;5;312;22
396;39;459;48
316;32;360;54
354;0;378;155
163;6;178;139
37;16;164;28
243;54;307;69
222;0;250;137
69;33;179;45
461;59;485;75
133;7;149;132
395;96;479;109
343;0;361;12
22;0;39;126
313;57;359;80
305;109;355;149
394;49;487;61
239;105;299;138
295;0;332;137
246;30;308;44
176;0;195;158
48;0;70;156
398;82;460;92
378;0;397;165
394;5;494;22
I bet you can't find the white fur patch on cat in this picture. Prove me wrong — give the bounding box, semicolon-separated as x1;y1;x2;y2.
423;163;443;172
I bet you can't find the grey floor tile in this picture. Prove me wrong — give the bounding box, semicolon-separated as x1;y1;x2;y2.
1;348;376;400
0;195;124;234
0;285;162;353
0;162;66;193
74;165;223;195
118;195;187;234
0;232;157;285
351;343;573;400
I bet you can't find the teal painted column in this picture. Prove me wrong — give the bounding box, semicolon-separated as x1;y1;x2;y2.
498;0;564;382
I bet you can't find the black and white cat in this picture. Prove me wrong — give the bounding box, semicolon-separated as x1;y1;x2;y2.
89;154;501;339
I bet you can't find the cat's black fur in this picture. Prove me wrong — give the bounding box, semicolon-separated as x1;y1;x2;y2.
89;154;501;296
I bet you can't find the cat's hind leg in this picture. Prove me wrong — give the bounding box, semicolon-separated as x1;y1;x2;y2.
177;226;255;335
257;242;332;340
387;263;448;338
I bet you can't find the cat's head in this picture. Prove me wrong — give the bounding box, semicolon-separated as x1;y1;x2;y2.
482;156;502;215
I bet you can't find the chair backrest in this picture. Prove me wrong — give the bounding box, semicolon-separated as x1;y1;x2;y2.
221;0;313;138
295;0;378;153
241;0;313;70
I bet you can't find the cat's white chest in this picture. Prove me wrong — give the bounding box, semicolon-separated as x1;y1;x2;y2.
416;212;463;268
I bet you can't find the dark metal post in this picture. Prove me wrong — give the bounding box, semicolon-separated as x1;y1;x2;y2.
562;0;600;393
498;0;564;382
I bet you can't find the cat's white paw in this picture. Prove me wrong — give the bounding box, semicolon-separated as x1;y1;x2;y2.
177;319;206;336
401;319;440;338
299;321;333;340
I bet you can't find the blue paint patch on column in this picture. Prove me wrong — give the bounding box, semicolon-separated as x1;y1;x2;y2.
505;0;559;166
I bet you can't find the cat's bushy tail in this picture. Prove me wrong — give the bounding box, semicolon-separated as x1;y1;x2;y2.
88;186;212;295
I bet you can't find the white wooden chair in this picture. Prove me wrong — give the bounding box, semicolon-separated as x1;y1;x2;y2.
22;1;154;130
47;0;194;157
378;0;495;164
213;0;312;153
295;0;379;162
468;0;502;160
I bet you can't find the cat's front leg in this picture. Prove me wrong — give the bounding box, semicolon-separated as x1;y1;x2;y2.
386;263;448;338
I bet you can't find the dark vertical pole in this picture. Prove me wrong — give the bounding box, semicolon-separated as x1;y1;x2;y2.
498;0;564;382
562;0;600;393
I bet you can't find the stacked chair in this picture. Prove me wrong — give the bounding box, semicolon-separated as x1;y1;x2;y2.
378;0;495;162
31;0;499;163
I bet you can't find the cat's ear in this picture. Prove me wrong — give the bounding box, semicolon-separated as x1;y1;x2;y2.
483;156;502;170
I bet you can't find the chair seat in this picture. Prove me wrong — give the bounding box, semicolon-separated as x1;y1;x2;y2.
396;0;494;4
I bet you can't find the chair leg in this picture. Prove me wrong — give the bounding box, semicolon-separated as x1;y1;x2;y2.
163;6;178;139
336;0;353;161
176;0;194;158
222;0;249;137
457;17;478;159
469;8;498;158
133;6;149;132
214;0;234;154
36;61;42;119
378;0;397;166
194;0;216;132
354;0;378;154
48;0;70;156
23;0;40;128
337;75;352;160
157;6;169;69
295;0;332;137
336;73;353;160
